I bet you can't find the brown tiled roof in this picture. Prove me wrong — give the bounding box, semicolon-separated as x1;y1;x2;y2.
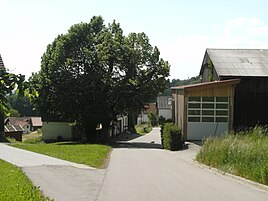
5;117;30;127
31;117;42;127
5;117;43;127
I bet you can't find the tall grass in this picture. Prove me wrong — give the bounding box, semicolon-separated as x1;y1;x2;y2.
196;126;268;185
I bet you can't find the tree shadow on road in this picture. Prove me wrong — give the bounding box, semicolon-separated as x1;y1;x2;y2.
114;141;162;149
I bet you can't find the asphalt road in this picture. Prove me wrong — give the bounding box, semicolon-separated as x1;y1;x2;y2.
1;128;268;201
96;128;268;201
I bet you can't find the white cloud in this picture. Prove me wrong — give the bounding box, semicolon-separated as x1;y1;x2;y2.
162;17;268;79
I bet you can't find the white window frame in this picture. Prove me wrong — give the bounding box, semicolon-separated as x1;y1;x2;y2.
188;97;229;123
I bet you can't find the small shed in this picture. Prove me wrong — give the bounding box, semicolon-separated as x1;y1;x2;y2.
172;79;240;140
4;125;24;141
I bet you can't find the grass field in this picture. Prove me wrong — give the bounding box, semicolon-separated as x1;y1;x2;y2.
0;159;52;201
196;126;268;185
12;143;111;168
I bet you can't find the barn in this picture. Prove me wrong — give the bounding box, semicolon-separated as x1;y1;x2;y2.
172;48;268;140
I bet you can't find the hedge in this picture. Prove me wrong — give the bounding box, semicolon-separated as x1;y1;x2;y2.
161;123;183;151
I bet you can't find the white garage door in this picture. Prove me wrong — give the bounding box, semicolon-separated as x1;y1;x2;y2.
187;97;229;140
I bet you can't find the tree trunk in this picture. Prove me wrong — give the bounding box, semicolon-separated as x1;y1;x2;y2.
101;122;110;143
84;124;98;143
0;112;5;142
128;113;136;133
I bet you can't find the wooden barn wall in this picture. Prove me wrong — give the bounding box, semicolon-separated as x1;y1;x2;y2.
186;85;234;97
233;77;268;129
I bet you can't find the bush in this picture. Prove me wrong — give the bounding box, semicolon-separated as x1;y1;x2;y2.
162;123;183;151
148;112;158;126
135;123;152;135
158;116;166;125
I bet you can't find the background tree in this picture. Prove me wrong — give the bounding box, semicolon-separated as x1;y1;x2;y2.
162;75;201;96
30;16;169;142
7;94;37;117
0;66;26;138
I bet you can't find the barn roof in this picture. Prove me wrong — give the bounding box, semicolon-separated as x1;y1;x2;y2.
157;96;172;109
200;49;268;77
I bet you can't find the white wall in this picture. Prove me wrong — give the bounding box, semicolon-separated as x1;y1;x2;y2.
137;113;149;124
187;122;228;140
159;109;172;120
42;122;72;141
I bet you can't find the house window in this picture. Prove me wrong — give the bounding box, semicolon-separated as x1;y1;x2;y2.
188;97;229;123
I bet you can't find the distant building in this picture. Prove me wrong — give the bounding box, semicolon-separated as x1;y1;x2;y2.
156;96;172;120
5;117;43;133
4;125;24;141
137;103;157;124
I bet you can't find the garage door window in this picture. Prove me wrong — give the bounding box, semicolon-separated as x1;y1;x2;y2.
188;97;229;123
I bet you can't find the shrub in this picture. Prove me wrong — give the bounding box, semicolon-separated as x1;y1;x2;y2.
162;123;183;151
158;116;166;125
135;123;152;135
148;112;158;126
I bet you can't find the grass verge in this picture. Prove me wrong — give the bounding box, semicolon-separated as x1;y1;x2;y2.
12;143;111;168
0;159;52;201
196;126;268;185
135;123;152;135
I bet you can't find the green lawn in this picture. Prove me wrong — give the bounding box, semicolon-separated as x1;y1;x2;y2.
0;159;52;201
12;143;111;168
196;126;268;185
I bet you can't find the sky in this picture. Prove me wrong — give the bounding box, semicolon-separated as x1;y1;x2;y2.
1;0;268;80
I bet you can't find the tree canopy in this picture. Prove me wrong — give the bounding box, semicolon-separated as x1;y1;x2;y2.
0;66;26;136
30;16;170;142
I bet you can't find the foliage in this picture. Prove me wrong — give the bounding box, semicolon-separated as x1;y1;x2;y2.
135;123;152;135
0;67;26;137
29;16;169;142
161;123;183;151
196;126;268;185
148;112;158;126
0;68;26;113
162;76;201;96
12;143;111;168
7;93;37;117
0;159;52;201
8;108;20;117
